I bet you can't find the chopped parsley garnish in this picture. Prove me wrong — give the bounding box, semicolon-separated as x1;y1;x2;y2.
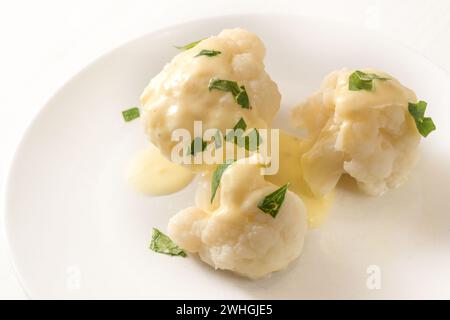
208;78;250;109
122;107;140;122
210;159;234;203
225;117;247;143
233;117;248;131
175;39;203;51
348;70;390;91
408;100;436;137
257;183;290;218
149;228;187;257
244;128;262;151
187;137;208;156
213;129;223;149
224;118;262;151
195;49;221;57
235;87;249;108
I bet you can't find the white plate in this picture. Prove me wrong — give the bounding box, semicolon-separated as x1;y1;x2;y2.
4;14;450;299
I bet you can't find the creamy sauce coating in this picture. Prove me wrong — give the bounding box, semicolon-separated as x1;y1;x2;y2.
266;131;334;228
126;145;195;196
127;132;333;227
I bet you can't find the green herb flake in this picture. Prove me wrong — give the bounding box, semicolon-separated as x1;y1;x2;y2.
122;107;140;122
195;49;221;57
408;100;436;137
233;117;247;131
175;39;203;51
225;117;247;143
208;78;250;109
208;79;240;95
213;129;223;149
149;228;187;257
348;70;390;91
244;128;262;151
210;159;234;203
187;137;208;156
224;118;262;151
257;183;290;218
236;86;250;109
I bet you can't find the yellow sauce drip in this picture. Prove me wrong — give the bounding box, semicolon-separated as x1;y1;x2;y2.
126;145;195;196
266;131;334;229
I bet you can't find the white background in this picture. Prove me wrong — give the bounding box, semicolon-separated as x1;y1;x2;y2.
0;0;449;299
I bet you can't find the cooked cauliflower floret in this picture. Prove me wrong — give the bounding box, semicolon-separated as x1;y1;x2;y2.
141;29;281;169
168;157;307;279
292;69;421;196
